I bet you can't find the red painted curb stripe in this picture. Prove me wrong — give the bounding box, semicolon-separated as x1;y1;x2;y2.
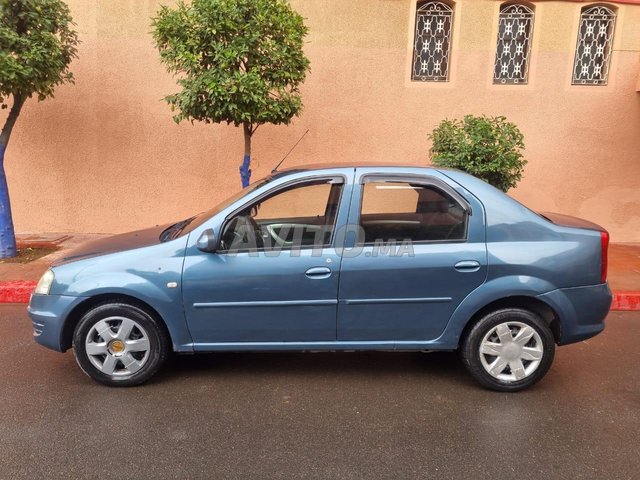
0;281;638;311
0;281;36;304
610;292;640;311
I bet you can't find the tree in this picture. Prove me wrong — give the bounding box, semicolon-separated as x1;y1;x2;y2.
429;115;527;192
0;0;78;258
152;0;310;188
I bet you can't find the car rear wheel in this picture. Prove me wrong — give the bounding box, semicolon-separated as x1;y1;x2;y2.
73;302;170;387
461;308;555;392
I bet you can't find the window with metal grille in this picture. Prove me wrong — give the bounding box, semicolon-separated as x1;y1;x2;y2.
493;3;535;84
572;5;617;85
411;1;454;82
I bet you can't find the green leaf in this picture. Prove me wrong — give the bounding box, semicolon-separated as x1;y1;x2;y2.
0;0;79;109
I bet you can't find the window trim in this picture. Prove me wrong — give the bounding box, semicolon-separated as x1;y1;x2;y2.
217;175;346;253
356;174;471;246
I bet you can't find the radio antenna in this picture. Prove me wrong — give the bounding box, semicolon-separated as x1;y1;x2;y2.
271;129;310;174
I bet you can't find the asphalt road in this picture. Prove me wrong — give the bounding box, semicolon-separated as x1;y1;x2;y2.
1;306;638;479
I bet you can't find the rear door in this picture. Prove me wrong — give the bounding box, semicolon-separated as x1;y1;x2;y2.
337;170;487;342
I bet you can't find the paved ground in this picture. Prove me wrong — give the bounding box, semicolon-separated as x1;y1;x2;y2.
1;306;638;479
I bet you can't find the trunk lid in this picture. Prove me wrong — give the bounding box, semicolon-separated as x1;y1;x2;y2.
538;212;605;232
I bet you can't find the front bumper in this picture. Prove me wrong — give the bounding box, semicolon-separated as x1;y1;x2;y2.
538;283;612;345
27;294;88;352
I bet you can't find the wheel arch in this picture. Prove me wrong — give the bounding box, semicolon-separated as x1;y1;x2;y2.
460;295;562;347
60;293;172;352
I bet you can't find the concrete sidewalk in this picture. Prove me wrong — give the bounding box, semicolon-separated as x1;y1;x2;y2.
1;233;639;309
0;233;105;302
0;234;105;281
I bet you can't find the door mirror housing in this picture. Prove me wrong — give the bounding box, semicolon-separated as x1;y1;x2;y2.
196;229;217;253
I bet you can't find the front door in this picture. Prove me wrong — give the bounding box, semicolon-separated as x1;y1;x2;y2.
337;173;487;342
182;176;348;344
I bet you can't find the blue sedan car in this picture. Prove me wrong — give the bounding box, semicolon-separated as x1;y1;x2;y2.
28;165;612;391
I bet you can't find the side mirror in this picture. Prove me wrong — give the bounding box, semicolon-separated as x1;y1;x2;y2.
196;229;217;253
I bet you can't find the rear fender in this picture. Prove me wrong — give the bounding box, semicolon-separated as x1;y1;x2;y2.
438;275;558;348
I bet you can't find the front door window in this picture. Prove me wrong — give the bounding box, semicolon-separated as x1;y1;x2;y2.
220;178;344;253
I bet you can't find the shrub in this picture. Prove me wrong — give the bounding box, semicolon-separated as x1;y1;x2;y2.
429;115;527;192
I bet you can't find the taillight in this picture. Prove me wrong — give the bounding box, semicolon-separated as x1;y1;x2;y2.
600;230;609;283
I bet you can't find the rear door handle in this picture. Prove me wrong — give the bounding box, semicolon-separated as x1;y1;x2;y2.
454;260;481;272
305;267;332;279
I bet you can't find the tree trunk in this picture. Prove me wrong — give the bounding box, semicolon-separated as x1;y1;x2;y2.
0;146;16;258
239;122;252;188
0;94;25;258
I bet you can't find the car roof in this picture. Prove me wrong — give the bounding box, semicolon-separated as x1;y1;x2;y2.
275;162;438;173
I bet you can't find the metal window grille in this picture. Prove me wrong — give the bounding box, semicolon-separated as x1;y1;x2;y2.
572;6;616;85
493;4;535;84
412;2;454;82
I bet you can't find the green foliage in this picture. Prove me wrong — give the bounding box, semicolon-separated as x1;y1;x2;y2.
429;115;527;192
0;0;79;109
151;0;310;128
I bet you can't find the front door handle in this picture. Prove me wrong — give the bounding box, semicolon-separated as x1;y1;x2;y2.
305;267;332;279
454;260;481;272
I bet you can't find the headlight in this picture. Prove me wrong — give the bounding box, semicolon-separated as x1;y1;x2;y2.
34;269;55;295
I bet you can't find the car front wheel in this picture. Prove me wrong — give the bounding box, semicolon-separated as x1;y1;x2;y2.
73;302;170;387
461;308;556;392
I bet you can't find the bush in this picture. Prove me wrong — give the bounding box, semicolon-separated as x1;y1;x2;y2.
429;115;527;192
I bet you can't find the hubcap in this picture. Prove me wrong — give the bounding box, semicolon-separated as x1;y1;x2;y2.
479;321;544;382
85;316;151;376
108;339;125;356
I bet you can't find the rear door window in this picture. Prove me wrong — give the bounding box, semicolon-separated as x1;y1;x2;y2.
359;181;467;243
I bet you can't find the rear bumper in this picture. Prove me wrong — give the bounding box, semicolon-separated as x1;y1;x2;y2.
27;294;87;352
538;283;612;345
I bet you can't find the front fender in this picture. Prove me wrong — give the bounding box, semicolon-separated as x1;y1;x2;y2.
436;275;558;348
54;272;194;352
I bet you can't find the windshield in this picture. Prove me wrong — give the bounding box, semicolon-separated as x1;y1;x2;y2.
161;176;274;241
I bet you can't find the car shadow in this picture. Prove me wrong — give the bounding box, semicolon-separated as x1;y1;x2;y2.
153;350;472;385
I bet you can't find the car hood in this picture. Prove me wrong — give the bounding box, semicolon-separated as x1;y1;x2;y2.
52;223;172;266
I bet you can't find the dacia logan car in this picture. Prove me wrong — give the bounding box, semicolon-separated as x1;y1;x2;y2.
28;165;612;391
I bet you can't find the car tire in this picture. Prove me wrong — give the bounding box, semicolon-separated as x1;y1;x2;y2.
461;308;555;392
73;302;170;387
